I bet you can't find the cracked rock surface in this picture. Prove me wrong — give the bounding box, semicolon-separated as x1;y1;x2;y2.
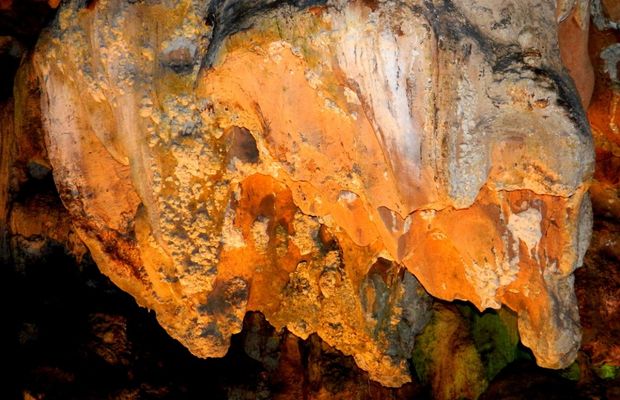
31;0;593;386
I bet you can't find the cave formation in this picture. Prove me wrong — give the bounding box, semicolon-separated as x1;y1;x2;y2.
2;0;619;399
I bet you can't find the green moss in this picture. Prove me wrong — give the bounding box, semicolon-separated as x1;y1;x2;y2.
470;307;519;380
412;304;487;400
456;303;520;380
595;364;620;380
411;314;435;384
559;361;581;381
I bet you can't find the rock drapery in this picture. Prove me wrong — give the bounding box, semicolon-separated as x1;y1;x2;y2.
30;0;593;386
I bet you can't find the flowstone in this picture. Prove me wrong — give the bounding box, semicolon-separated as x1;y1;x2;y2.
33;0;593;386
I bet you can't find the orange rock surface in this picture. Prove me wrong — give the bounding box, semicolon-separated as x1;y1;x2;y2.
32;0;594;386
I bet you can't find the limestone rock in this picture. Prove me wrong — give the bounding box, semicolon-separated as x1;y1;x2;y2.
33;0;593;386
557;0;594;107
1;52;86;267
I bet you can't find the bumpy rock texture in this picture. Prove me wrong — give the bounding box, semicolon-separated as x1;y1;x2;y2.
30;0;594;386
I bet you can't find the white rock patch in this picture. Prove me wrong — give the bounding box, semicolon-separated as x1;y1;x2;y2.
507;207;543;258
